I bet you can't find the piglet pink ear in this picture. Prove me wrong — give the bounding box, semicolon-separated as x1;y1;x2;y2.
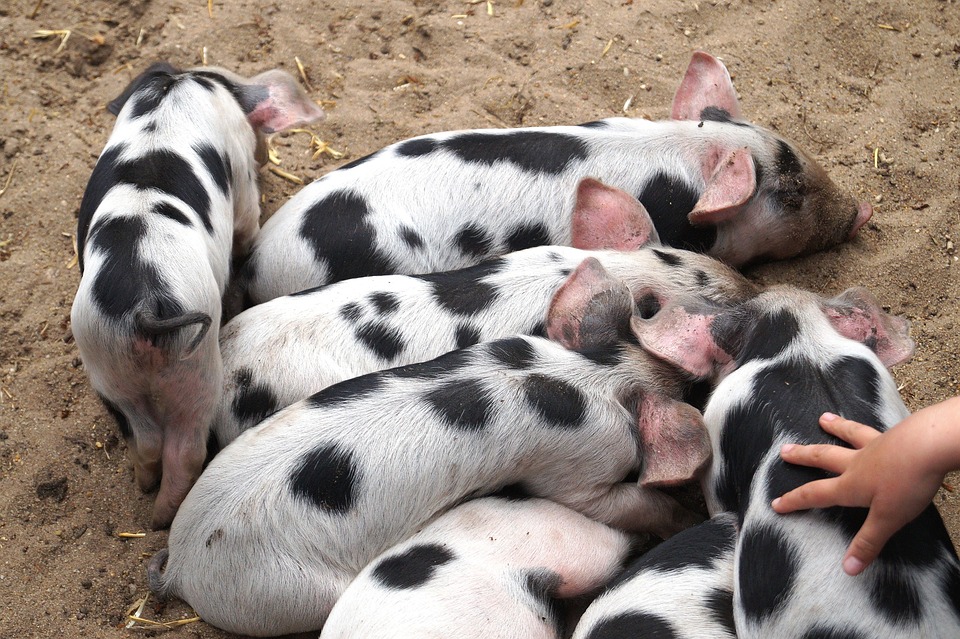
688;147;756;226
636;394;711;487
671;51;743;122
630;305;731;379
848;201;873;239
546;257;633;351
243;69;326;134
822;288;915;368
571;178;661;250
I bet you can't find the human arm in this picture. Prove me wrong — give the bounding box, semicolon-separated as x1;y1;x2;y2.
771;396;960;576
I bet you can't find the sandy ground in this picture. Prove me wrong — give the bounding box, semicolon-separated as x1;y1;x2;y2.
0;0;958;637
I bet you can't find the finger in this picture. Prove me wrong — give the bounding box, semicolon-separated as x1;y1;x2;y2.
771;478;843;513
779;443;854;474
842;508;900;576
819;412;882;449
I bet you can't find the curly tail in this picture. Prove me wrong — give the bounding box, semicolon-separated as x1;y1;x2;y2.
135;310;212;357
147;548;171;600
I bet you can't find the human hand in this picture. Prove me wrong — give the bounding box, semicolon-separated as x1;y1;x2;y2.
771;409;953;576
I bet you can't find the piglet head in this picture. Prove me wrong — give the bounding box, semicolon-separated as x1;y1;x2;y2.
635;393;711;487
782;145;872;255
822;287;915;368
671;51;871;265
107;61;181;115
546;257;635;351
570;178;661;251
631;302;736;381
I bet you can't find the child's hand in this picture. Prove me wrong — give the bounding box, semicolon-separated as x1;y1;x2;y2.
771;406;957;576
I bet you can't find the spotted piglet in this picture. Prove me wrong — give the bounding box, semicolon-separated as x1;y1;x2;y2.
320;496;633;639
572;514;737;639
214;178;757;446
70;63;324;528
634;287;960;637
148;257;711;636
241;51;872;304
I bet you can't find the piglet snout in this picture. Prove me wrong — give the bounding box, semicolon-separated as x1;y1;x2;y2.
848;201;873;239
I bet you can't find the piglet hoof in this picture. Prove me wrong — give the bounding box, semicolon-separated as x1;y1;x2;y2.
151;506;175;531
134;462;161;495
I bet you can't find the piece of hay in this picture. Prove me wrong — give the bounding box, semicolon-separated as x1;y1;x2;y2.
0;159;16;198
125;593;203;632
268;166;304;185
295;56;313;92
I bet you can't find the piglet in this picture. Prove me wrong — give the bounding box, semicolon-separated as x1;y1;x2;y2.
321;496;633;639
213;178;757;447
147;257;710;636
572;514;738;639
634;287;960;637
240;51;871;304
70;63;324;528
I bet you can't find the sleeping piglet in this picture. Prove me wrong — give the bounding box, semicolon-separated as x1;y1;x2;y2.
213;179;757;446
321;497;633;639
148;257;711;636
70;63;324;528
240;50;871;304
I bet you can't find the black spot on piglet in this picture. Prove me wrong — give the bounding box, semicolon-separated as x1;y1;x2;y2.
232;368;279;429
738;521;799;624
425;378;494;432
442;131;589;175
523;374;586;429
289;443;359;514
372;543;455;589
395;137;439;157
584;611;679;639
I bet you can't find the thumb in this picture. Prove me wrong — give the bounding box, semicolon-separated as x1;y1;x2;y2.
842;509;900;576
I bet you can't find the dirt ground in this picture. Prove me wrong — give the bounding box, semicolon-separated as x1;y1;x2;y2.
0;0;958;637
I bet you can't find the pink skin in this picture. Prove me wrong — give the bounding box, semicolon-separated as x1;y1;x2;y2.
671;50;743;121
631;307;733;380
571;177;660;250
848;201;874;239
821;287;915;368
689;147;757;226
772;398;960;576
636;393;711;487
546;257;634;351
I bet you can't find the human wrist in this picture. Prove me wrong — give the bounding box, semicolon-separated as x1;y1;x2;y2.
915;396;960;477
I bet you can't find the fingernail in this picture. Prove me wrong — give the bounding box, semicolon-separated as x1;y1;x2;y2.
771;497;781;510
843;556;865;576
780;444;795;455
822;412;838;421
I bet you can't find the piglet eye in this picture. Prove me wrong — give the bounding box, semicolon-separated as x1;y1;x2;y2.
635;293;662;319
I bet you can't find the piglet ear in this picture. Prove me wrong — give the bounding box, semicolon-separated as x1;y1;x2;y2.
671;51;743;122
571;178;661;250
546;257;634;351
822;287;915;368
688;147;756;226
108;61;180;116
631;304;732;379
635;394;711;487
240;69;326;134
